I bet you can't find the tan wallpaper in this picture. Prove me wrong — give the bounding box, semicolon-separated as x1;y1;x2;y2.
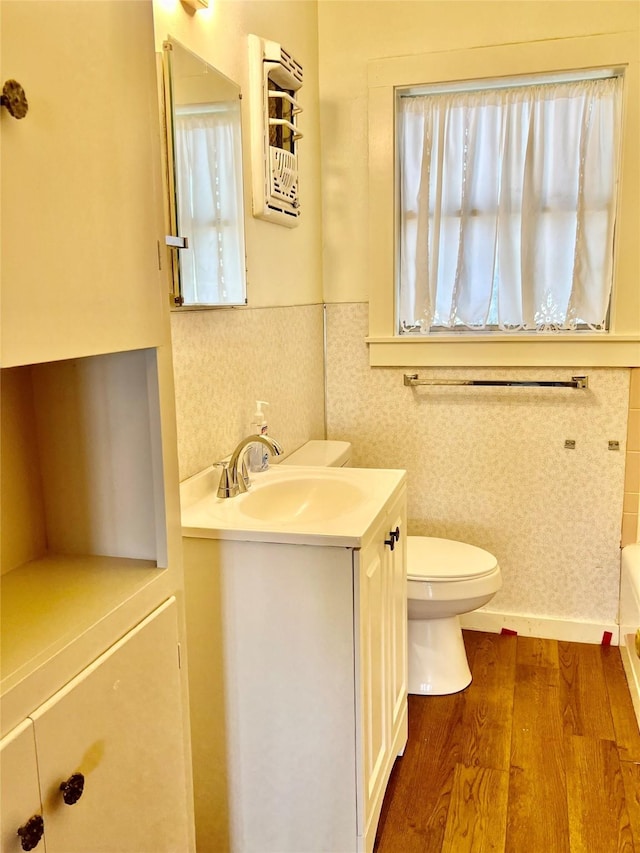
170;304;326;481
623;369;640;546
325;302;630;626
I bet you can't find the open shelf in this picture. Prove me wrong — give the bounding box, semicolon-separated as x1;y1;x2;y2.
1;554;162;691
1;349;172;733
0;552;174;738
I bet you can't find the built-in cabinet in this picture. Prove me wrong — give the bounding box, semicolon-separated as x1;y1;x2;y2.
1;2;194;850
0;0;166;367
183;485;407;853
1;600;190;853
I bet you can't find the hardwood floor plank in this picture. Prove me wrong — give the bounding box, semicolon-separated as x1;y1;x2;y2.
516;635;560;668
376;633;640;853
375;692;466;852
620;761;640;849
460;633;516;772
601;645;640;761
441;763;509;853
565;735;634;853
463;627;488;663
559;641;617;740
506;663;569;853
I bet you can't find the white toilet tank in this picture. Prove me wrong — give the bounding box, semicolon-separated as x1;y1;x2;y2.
280;439;352;467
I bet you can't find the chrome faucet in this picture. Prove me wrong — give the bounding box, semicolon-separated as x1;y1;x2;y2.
216;434;284;499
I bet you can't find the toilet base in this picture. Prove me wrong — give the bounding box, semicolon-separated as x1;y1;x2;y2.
408;616;472;695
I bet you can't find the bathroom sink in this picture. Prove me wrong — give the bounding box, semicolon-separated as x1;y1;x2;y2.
180;463;407;546
238;476;366;523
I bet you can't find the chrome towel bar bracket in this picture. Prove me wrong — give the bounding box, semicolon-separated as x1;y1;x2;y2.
403;373;589;389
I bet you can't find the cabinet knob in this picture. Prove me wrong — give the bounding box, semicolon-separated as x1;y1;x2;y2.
384;527;401;550
60;772;85;805
1;79;28;119
17;814;44;851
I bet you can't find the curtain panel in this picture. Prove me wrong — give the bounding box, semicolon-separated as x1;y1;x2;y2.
398;76;622;333
175;109;245;305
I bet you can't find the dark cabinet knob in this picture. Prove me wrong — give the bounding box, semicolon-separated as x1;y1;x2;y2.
17;814;44;851
1;79;29;119
385;526;401;550
60;772;85;805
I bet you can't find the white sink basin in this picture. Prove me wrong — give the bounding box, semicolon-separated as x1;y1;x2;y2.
181;463;407;547
238;476;366;524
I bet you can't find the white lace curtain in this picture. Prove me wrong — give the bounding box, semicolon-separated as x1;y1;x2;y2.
398;76;622;333
175;106;245;305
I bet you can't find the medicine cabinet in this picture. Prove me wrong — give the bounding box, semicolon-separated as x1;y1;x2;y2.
162;38;248;309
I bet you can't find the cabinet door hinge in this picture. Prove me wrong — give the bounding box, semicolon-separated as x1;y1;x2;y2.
177;642;182;670
157;239;162;270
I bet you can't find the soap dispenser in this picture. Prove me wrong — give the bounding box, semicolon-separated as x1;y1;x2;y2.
249;400;270;472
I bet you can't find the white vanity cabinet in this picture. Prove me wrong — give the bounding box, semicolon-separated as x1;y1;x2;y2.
182;476;407;853
1;599;190;853
356;497;407;840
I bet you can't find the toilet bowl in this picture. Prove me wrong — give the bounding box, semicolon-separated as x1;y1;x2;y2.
407;537;501;696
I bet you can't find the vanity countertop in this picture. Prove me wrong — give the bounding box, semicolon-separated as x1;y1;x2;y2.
180;464;406;548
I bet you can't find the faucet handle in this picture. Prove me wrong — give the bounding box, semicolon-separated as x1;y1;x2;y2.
214;460;238;499
238;458;251;493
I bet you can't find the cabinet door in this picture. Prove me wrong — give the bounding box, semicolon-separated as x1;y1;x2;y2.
29;598;190;853
0;720;44;853
1;0;166;367
357;535;389;834
386;501;408;745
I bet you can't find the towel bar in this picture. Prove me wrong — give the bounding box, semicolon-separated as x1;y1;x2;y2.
403;373;589;389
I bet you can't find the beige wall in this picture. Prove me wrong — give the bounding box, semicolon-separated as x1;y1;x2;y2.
155;0;323;309
623;369;640;545
158;0;637;628
317;0;639;304
171;305;325;480
153;0;326;476
319;1;638;632
326;304;629;630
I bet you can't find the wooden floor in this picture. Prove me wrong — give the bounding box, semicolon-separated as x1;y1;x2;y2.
375;631;640;853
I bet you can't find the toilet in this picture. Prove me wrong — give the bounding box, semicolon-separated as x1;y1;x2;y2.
407;537;501;695
281;440;501;696
280;439;352;468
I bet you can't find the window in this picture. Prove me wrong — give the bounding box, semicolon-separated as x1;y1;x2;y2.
398;74;622;335
367;33;640;367
174;103;246;306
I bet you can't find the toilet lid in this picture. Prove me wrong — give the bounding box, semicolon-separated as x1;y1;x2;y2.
407;537;498;581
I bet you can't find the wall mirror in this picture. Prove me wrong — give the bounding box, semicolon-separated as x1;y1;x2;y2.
162;37;247;308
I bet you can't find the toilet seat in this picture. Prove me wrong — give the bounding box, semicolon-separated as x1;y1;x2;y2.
407;536;498;582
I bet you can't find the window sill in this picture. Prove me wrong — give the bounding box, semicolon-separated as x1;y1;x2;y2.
366;334;640;367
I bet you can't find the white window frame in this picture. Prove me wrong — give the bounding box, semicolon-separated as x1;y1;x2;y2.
367;32;640;367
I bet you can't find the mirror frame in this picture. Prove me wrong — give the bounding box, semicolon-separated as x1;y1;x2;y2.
161;37;248;309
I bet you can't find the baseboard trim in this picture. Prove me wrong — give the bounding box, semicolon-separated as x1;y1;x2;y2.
459;609;620;646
